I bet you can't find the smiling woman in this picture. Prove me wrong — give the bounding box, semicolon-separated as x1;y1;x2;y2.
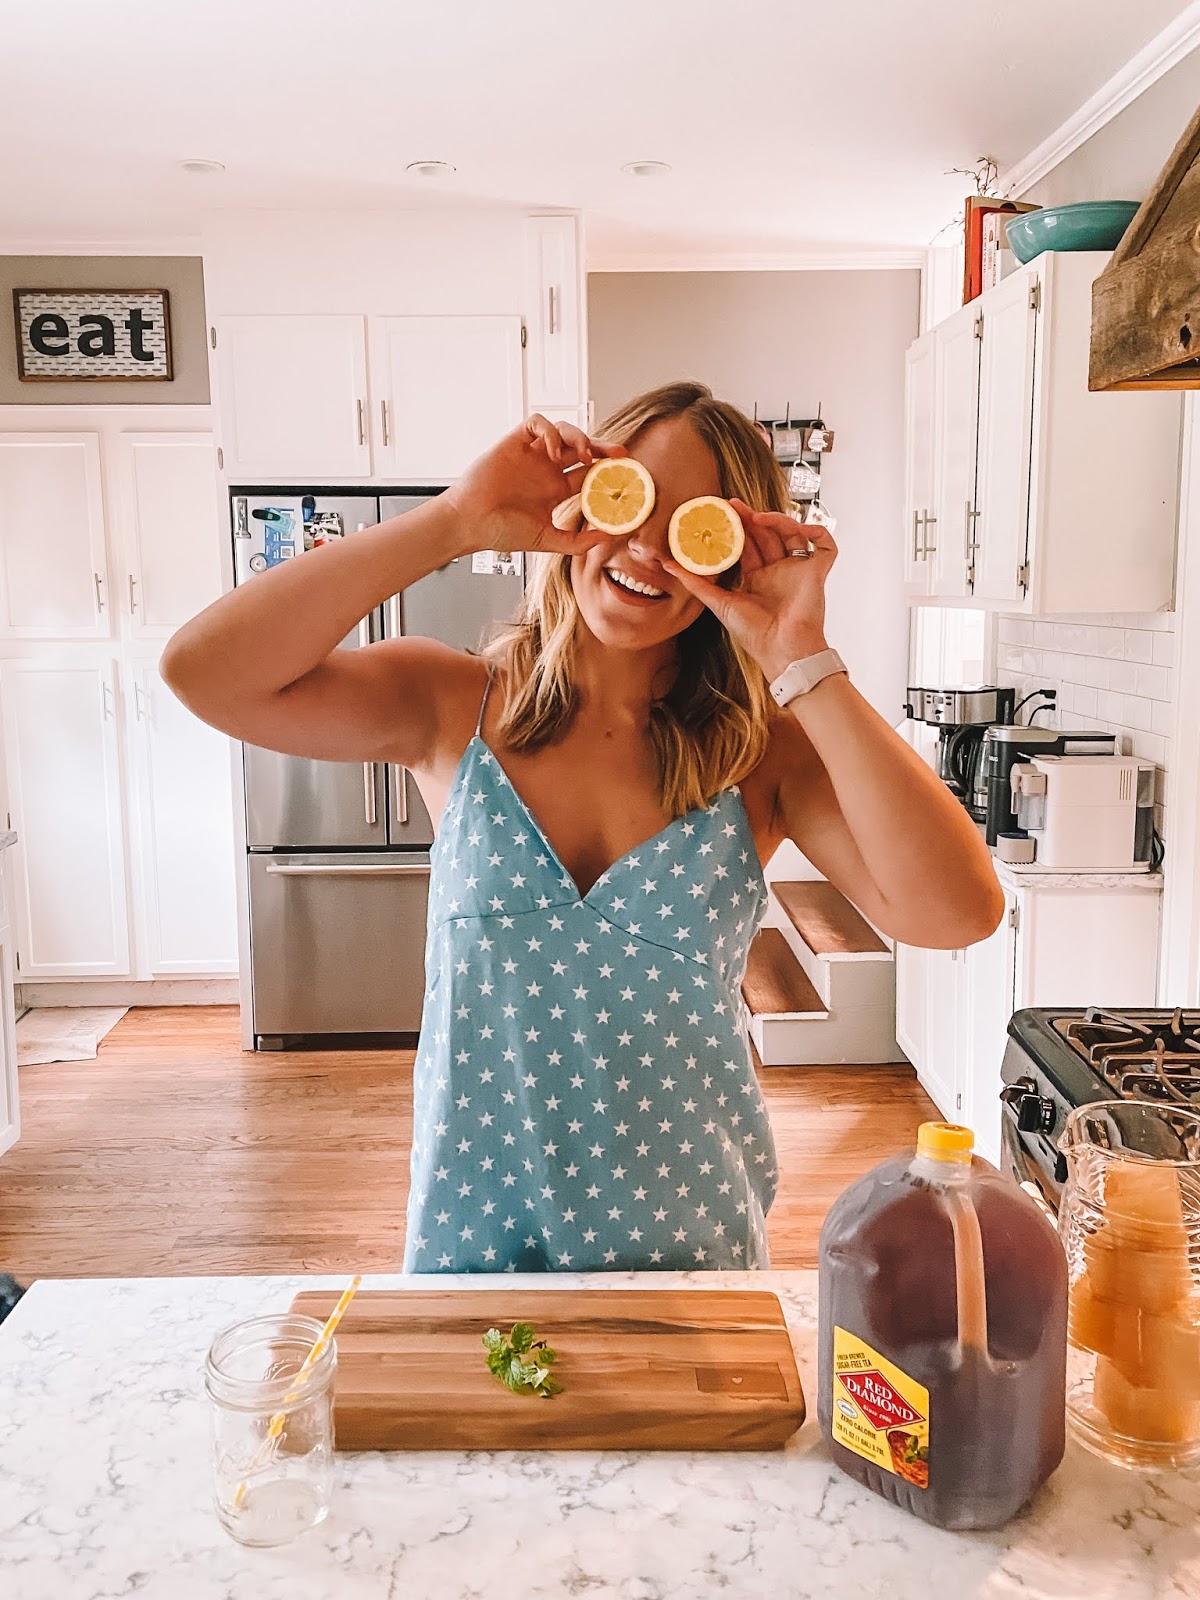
161;379;1002;1276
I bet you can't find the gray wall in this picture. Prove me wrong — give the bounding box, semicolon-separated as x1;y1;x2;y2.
588;269;921;720
1018;51;1200;207
0;256;209;405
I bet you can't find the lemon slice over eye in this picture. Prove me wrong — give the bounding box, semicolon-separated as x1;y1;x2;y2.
667;496;745;575
579;458;656;535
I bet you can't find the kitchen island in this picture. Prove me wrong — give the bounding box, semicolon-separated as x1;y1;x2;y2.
1;1271;1195;1600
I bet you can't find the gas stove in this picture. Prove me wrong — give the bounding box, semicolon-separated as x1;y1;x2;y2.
1000;1007;1200;1210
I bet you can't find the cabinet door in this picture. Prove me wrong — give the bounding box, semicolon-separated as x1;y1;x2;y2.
216;315;371;480
524;216;582;409
962;899;1015;1167
0;433;110;639
374;315;524;480
128;663;238;975
921;947;965;1121
0;915;17;1157
117;434;222;638
974;271;1039;604
1;657;130;976
903;334;936;594
930;307;981;599
894;941;927;1064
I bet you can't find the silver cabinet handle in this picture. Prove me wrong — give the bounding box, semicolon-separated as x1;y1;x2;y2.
380;400;390;446
364;763;378;827
94;572;106;612
911;510;922;562
101;681;114;720
392;764;409;826
356;398;366;446
388;594;401;639
265;861;430;877
133;682;147;721
922;513;937;555
128;574;138;613
547;284;559;335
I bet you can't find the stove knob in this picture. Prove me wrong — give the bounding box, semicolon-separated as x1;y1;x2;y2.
1016;1093;1056;1135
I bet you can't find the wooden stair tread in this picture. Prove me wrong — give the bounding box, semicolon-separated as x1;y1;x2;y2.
772;881;888;956
742;930;826;1016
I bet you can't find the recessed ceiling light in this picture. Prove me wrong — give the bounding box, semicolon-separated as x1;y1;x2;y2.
621;160;671;178
405;160;457;179
178;158;225;176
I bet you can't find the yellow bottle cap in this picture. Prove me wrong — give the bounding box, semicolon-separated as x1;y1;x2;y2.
917;1122;975;1164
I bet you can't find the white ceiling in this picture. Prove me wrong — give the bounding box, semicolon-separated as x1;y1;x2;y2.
3;0;1194;266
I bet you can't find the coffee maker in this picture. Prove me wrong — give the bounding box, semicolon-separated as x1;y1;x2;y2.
905;686;1016;822
980;725;1117;845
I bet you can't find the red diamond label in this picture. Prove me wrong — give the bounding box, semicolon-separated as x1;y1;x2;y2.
836;1369;925;1433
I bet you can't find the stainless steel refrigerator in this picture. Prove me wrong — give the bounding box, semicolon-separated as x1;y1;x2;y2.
232;489;524;1048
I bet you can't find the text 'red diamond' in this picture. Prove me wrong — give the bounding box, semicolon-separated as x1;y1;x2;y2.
836;1370;924;1433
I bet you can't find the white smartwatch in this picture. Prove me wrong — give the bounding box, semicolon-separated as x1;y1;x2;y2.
769;649;848;708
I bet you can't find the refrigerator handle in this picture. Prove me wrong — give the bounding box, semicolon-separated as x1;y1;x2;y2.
392;764;409;826
387;594;401;640
364;763;378;827
264;861;430;877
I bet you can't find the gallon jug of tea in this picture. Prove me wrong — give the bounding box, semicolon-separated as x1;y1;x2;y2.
818;1121;1068;1530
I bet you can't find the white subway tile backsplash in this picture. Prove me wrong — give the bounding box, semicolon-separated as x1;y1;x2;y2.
1096;627;1127;659
1152;699;1175;738
1083;659;1110;690
1107;659;1139;695
1130;731;1167;767
1071;685;1099;718
1152;631;1176;668
1136;663;1170;702
1123;630;1155;663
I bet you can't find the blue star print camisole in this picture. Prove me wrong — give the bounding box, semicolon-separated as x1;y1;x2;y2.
403;678;778;1273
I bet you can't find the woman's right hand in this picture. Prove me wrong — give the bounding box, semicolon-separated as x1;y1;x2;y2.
442;414;627;556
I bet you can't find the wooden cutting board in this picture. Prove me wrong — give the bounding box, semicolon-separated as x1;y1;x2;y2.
289;1288;806;1452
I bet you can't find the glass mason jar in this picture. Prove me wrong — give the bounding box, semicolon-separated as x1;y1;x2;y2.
205;1313;336;1546
1058;1100;1200;1470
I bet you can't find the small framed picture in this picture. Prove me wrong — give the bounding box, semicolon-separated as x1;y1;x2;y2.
14;288;173;381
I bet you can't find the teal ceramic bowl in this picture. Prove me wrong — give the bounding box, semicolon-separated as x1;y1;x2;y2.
1005;201;1140;264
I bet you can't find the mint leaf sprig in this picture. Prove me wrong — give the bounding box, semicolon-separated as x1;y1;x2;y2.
482;1321;562;1399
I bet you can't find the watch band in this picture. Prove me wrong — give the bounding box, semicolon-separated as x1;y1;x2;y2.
769;649;847;707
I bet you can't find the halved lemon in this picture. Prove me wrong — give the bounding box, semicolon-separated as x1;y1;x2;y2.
667;496;745;575
579;458;656;535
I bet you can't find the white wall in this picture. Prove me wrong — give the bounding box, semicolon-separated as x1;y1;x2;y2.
1015;50;1200;208
588;269;920;723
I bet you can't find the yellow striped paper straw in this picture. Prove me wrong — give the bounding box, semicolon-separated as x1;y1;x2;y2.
233;1274;361;1510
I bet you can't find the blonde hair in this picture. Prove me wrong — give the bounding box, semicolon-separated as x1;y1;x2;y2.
482;381;792;816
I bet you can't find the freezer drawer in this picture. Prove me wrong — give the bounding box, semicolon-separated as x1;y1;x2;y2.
248;852;429;1038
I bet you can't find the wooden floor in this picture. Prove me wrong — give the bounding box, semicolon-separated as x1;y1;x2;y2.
0;1007;934;1283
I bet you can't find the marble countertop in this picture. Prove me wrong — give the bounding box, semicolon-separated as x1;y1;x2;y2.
994;862;1164;891
2;1271;1197;1600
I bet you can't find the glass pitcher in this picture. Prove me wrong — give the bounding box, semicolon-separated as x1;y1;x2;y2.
1059;1100;1200;1469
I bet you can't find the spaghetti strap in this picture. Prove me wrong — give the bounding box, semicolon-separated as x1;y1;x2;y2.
474;669;494;738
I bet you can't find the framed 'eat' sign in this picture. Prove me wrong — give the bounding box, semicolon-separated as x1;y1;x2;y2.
14;288;173;381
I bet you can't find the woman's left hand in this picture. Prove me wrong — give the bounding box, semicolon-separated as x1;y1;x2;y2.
662;499;837;680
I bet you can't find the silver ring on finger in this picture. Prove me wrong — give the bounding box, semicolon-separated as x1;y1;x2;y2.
788;545;814;559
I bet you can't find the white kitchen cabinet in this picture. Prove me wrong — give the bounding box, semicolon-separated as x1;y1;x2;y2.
524;216;583;411
897;874;1161;1168
1;655;130;977
903;333;936;593
905;252;1181;614
126;661;237;976
0;433;110;639
215;315;371;481
930;306;981;600
116;433;222;638
973;271;1038;605
371;315;524;480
